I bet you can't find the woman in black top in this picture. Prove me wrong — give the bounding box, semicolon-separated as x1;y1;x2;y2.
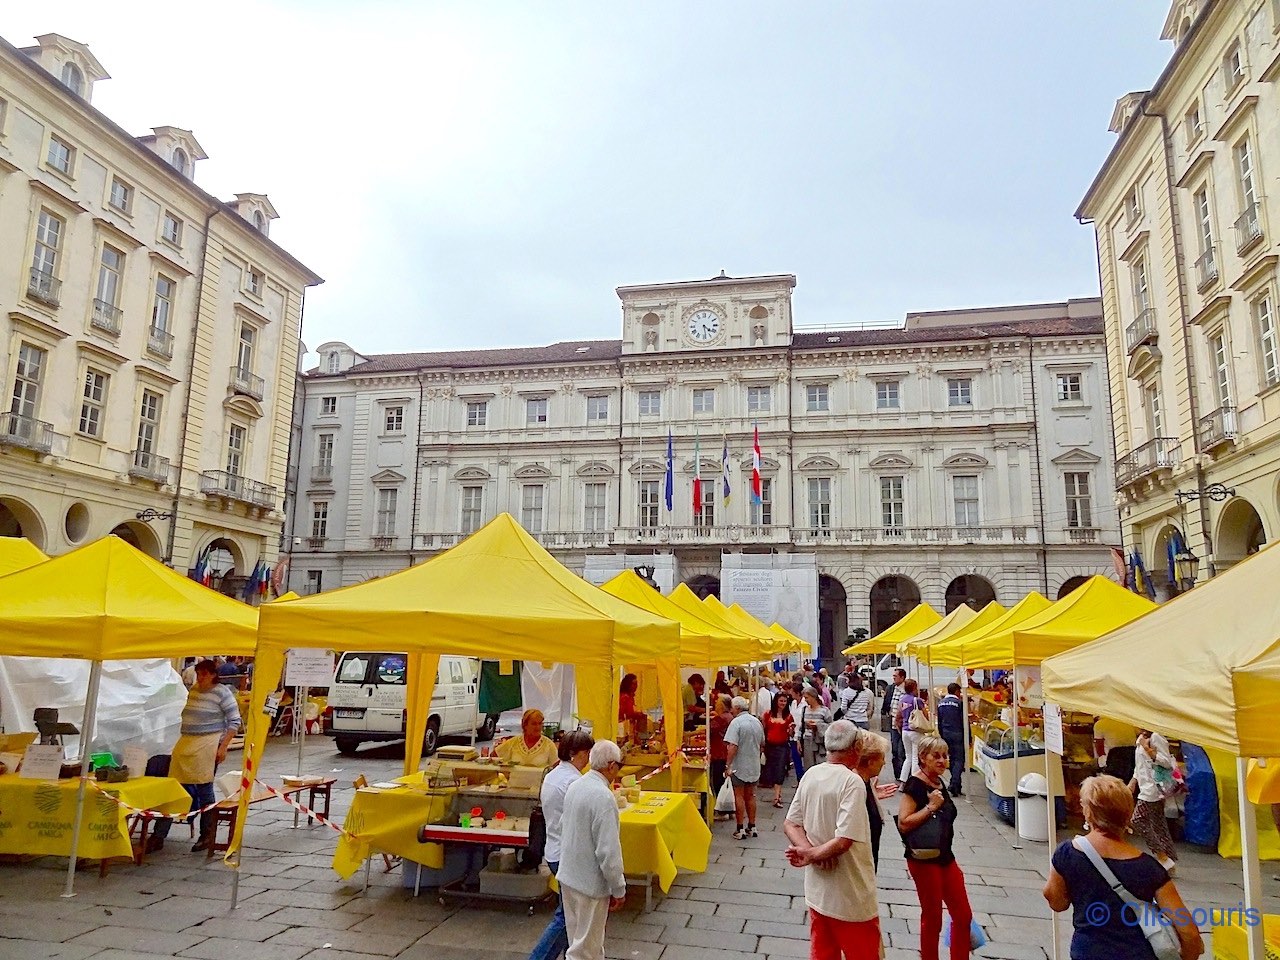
897;735;974;960
855;732;894;869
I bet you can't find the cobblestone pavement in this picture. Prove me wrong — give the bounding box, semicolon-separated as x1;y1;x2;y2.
1;734;1277;959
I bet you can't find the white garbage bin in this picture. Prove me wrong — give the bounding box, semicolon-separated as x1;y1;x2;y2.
1016;773;1051;842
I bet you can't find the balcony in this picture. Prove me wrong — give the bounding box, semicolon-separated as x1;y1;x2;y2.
229;366;265;401
199;470;276;509
27;269;61;308
306;536;327;549
1115;437;1180;486
128;449;170;483
0;412;54;454
1066;528;1100;544
370;536;398;550
535;530;615;550
615;524;794;546
1235;203;1263;255
1199;405;1238;451
311;463;333;483
1125;309;1158;355
146;326;174;360
791;526;1034;546
1194;248;1219;291
90;299;122;336
417;532;465;551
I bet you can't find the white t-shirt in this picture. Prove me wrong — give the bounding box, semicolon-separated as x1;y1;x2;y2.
539;760;582;864
785;762;878;922
755;684;776;717
789;700;807;743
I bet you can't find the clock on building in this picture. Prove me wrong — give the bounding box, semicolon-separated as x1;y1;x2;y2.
686;308;721;343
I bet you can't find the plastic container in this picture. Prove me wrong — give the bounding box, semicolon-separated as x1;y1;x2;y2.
1016;773;1051;842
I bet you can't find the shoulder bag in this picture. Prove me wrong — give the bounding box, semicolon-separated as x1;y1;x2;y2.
909;701;935;734
1071;836;1180;960
899;808;945;860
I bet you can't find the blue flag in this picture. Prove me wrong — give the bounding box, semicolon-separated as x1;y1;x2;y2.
663;431;674;511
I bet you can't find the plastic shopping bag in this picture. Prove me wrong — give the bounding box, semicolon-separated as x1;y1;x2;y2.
714;777;736;814
943;918;988;950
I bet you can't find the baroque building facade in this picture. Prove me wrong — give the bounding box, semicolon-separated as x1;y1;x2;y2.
1077;0;1280;597
0;33;321;590
288;274;1117;660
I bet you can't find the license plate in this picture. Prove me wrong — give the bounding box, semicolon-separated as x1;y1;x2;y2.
335;709;364;719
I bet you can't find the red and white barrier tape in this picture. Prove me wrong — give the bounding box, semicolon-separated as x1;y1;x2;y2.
251;781;347;836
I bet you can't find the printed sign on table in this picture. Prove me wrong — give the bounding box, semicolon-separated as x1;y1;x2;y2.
19;744;65;780
286;648;334;688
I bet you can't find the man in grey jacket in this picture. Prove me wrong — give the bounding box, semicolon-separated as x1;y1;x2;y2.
556;739;626;960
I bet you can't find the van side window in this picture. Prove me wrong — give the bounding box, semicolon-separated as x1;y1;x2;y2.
338;656;369;683
374;654;407;684
449;660;465;684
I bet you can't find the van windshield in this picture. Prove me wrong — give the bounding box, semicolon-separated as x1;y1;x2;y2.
338;656;369;683
375;654;408;685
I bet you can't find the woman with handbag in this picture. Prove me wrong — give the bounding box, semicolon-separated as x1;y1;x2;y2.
898;680;933;785
898;735;974;960
1043;775;1202;960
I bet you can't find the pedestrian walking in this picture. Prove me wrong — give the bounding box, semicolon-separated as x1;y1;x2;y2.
844;674;873;731
790;680;809;780
708;694;732;803
897;679;928;785
937;683;965;796
1130;729;1180;874
557;740;627;960
854;732;895;869
1044;774;1202;960
783;720;882;959
528;730;595;960
882;668;907;778
800;685;832;770
898;735;974;960
724;696;765;839
754;669;778;717
760;691;795;809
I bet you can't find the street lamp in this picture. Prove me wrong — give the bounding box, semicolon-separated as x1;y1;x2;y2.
1173;548;1200;589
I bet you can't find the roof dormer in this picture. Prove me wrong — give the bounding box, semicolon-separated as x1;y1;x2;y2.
1108;91;1150;134
230;193;279;237
136;126;208;180
314;342;368;376
1161;0;1207;45
20;33;110;103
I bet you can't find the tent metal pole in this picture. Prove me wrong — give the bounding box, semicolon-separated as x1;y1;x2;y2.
1237;758;1263;960
292;684;308;829
960;666;972;806
1011;664;1021;850
1046;745;1060;960
61;659;103;898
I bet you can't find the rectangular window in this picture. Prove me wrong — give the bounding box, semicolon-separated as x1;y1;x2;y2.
638;390;661;417
375;488;398;537
226;424;246;476
78;368;109;437
96;245;124;308
1223;41;1245;91
586;395;609;422
46;135;73;174
638;480;659;531
520;484;544;533
311;501;329;539
1132;257;1151;313
461;485;484;534
747;385;771;414
10;343;46;419
584;482;607;532
305;570;323;595
137;389;162;455
237;324;255;374
466;400;487;427
108;177;131;213
32;209;64;278
1194;188;1213;256
947;378;972;406
246;269;263;296
320;396;337;415
1145;385;1164;439
384;405;404;433
526;397;548;425
806;384;829;412
1056;372;1083;403
1210;332;1233;407
161;212;182;245
880;476;905;530
1256;294;1279;387
316;433;335;471
1124;186;1141;226
749;477;773;526
1065;472;1093;528
692;388;715;414
1236;137;1258;212
696;485;715;528
807;477;831;531
326;352;340;374
953;475;979;528
875;381;900;409
1184;102;1202;146
151;275;175;332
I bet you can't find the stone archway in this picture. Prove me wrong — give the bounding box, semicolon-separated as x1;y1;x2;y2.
109;520;164;560
685;574;720;600
1149;523;1185;601
869;575;921;636
1057;575;1090;599
817;574;848;665
0;497;46;550
191;536;245;596
1215;497;1266;571
943;575;996;613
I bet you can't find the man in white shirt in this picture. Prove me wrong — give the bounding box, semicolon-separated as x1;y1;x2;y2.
754;671;778;717
528;730;594;960
783;720;881;959
724;696;765;840
557;740;626;960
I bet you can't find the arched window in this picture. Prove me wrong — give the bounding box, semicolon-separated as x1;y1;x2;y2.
60;62;84;96
252;210;267;233
170;147;189;176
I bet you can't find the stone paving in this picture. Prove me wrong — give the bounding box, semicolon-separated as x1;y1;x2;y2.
1;734;1277;959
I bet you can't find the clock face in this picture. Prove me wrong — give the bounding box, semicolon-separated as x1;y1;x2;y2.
687;309;721;343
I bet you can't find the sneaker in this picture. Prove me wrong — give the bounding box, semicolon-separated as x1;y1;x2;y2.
731;826;747;840
748;825;759;838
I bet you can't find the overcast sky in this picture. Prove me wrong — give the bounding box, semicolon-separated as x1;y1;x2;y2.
9;2;1173;355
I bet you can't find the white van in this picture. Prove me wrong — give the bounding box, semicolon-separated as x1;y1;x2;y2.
326;652;497;756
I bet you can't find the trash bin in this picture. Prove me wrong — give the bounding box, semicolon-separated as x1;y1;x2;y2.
1016;773;1051;842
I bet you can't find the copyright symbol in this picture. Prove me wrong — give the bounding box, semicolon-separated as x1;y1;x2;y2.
1085;902;1111;927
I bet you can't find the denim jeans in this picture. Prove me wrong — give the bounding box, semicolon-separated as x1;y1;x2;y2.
528;860;567;960
890;729;906;780
942;733;965;794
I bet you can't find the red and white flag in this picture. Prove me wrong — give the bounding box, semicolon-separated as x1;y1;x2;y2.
751;424;762;504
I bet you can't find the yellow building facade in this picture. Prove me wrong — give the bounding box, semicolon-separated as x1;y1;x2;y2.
1078;0;1280;595
0;33;321;590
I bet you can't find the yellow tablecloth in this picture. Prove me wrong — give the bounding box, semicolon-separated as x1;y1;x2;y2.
0;774;189;861
333;774;453;878
619;791;711;893
621;764;709;797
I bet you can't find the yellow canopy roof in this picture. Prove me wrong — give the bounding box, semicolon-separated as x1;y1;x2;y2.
1044;544;1280;757
0;536;258;659
842;604;941;655
963;576;1155;667
705;596;784;656
0;537;46;577
898;604;978;656
924;592;1053;668
258;513;679;666
903;602;1007;659
769;623;812;656
601;570;759;665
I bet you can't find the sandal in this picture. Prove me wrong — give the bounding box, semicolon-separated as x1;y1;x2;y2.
772;798;784;808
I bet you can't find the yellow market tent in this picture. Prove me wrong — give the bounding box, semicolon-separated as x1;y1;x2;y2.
0;536;46;576
898;603;984;658
769;622;812;657
923;593;1053;669
842;604;941;655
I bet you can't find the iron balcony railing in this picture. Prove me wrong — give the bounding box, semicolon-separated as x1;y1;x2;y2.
147;326;174;360
1199;405;1238;449
0;411;54;454
370;536;398;550
1194;247;1219;290
198;470;276;509
307;536;327;549
90;299;123;336
792;526;1032;545
27;269;61;307
229;365;265;401
311;463;333;483
1115;437;1180;486
1066;528;1100;544
1125;309;1158;354
1235;203;1263;254
128;449;170;483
